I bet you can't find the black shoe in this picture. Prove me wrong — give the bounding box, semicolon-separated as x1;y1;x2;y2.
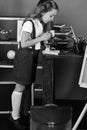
10;115;26;130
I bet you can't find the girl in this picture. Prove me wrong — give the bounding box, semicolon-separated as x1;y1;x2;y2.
10;0;59;129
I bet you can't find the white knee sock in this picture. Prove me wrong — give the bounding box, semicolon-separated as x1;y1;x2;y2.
11;91;23;120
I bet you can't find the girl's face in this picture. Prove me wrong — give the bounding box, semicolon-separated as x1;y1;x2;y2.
41;9;57;23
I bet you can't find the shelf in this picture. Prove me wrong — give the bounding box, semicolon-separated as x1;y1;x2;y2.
0;64;43;69
0;68;13;82
0;65;13;68
0;81;15;84
0;17;25;20
0;61;13;68
0;111;10;114
37;66;43;69
0;65;43;84
0;41;18;44
0;66;43;69
35;88;43;92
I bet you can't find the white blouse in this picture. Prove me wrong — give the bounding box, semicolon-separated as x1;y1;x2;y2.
21;19;43;50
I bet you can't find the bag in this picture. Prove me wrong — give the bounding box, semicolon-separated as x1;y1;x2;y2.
30;105;72;130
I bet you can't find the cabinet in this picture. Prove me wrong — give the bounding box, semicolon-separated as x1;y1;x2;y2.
0;17;24;84
0;17;43;111
0;17;23;111
42;54;87;102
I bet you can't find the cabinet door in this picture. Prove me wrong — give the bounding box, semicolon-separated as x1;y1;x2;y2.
54;55;87;100
0;84;14;111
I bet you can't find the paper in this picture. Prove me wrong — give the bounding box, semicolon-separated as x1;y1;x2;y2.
42;48;60;55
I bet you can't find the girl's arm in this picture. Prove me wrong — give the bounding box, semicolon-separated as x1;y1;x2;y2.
21;31;51;48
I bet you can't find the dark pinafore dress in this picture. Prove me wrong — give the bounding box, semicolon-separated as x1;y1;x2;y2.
13;20;39;85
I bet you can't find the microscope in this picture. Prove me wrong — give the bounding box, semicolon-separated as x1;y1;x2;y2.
42;24;77;55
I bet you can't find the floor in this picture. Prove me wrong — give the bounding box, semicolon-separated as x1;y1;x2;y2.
0;114;30;130
0;112;87;130
0;97;87;130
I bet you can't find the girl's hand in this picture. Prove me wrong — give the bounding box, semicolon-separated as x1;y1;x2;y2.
41;32;52;41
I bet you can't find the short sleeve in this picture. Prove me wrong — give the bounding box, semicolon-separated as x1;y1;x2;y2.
21;21;33;33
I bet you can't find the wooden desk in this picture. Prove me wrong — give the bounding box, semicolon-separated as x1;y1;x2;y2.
42;53;87;104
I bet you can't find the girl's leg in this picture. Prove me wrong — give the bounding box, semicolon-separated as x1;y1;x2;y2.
11;83;25;120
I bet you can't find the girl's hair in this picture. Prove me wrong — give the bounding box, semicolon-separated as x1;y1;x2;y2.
23;0;59;23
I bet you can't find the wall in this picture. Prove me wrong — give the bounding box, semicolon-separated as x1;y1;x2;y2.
0;0;87;37
55;0;87;37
